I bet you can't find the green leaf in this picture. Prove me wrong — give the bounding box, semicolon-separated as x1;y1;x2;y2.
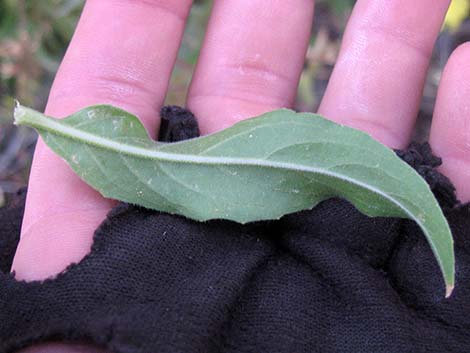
14;103;455;297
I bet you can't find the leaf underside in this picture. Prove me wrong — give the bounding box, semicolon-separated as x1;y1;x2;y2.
14;104;455;296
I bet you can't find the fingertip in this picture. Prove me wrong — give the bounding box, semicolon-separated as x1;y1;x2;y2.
446;41;470;66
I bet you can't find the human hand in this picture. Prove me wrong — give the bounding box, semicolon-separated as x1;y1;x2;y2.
12;1;469;352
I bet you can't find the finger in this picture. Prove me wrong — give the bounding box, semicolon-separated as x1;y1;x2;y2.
12;0;193;281
187;0;315;134
430;43;470;202
318;0;450;148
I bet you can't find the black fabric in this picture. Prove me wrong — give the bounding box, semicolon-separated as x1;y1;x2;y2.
158;105;200;143
0;188;25;273
1;108;470;353
396;142;458;208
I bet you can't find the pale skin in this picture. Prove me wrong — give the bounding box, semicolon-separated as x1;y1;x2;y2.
11;0;470;352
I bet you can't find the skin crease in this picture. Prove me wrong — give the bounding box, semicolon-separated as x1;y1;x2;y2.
12;0;470;351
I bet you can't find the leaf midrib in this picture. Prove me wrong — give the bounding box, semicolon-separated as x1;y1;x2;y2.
20;109;416;203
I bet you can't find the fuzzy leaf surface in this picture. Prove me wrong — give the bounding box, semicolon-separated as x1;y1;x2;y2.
14;104;455;295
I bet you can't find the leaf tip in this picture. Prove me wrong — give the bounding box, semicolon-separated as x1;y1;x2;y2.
13;100;25;125
446;284;454;298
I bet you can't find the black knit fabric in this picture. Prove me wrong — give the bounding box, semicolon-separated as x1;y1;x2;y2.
158;105;200;143
1;108;470;353
0;188;25;273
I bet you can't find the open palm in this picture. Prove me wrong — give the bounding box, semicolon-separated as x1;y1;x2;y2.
13;1;469;352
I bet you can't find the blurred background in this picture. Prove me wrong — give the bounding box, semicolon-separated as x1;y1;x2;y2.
0;0;469;205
